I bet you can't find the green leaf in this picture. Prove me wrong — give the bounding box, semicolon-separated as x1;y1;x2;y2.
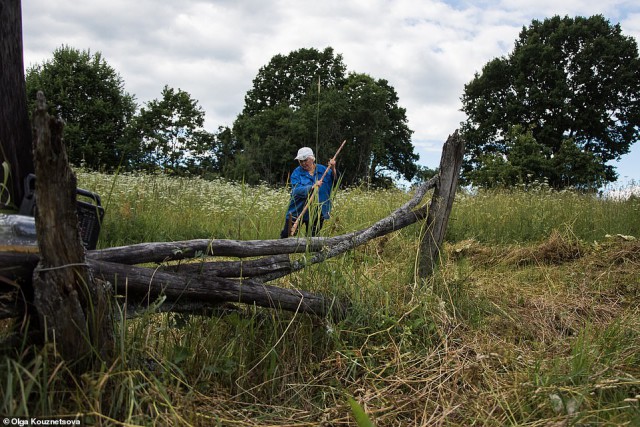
348;397;375;427
171;345;192;364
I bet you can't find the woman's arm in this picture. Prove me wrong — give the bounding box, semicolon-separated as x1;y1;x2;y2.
291;168;313;197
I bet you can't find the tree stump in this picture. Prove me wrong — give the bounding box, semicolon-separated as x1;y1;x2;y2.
31;92;114;371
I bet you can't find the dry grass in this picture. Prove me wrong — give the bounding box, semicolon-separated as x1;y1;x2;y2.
147;235;638;426
2;232;637;426
1;174;639;425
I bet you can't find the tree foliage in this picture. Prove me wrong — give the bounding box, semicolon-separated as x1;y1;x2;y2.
341;74;416;185
461;15;640;189
242;47;347;117
22;45;418;184
25;46;137;171
214;126;242;176
128;85;215;174
230;47;418;186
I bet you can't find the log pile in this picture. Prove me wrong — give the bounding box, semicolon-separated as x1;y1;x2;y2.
1;170;441;319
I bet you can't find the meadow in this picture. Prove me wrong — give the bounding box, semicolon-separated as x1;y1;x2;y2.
1;171;639;426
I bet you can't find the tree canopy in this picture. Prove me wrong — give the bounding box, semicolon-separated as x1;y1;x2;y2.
461;15;640;189
20;45;418;185
25;45;137;171
128;85;216;175
230;47;418;186
242;47;347;117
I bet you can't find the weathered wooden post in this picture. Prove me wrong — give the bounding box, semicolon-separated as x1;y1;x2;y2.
31;92;114;371
418;130;465;278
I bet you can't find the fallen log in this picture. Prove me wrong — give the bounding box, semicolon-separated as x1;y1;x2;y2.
160;254;292;278
91;259;346;318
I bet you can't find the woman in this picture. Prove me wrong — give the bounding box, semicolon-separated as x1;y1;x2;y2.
280;147;337;238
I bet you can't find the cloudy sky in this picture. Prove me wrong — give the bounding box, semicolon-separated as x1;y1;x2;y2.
20;0;640;186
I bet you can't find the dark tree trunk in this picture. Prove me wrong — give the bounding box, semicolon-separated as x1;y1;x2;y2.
0;0;34;208
31;92;114;372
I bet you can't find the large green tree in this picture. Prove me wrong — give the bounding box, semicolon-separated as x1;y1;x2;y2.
213;126;242;175
461;15;640;189
231;47;417;186
341;73;416;185
25;46;137;171
231;47;347;184
242;47;347;117
129;85;215;175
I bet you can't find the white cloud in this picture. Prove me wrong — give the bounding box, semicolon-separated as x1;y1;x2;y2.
20;0;640;178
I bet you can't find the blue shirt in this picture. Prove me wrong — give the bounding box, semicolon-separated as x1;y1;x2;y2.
285;164;335;221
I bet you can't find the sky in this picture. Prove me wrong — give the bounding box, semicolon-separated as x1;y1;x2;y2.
20;0;640;188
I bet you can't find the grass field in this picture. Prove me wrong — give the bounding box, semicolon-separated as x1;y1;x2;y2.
1;171;639;426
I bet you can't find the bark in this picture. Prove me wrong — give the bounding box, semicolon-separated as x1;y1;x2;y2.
161;254;291;278
90;259;347;319
89;237;332;264
418;130;465;278
31;92;114;371
0;0;34;207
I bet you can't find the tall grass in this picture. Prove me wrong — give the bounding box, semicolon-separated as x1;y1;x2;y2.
75;170;640;248
448;184;640;243
1;171;638;426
